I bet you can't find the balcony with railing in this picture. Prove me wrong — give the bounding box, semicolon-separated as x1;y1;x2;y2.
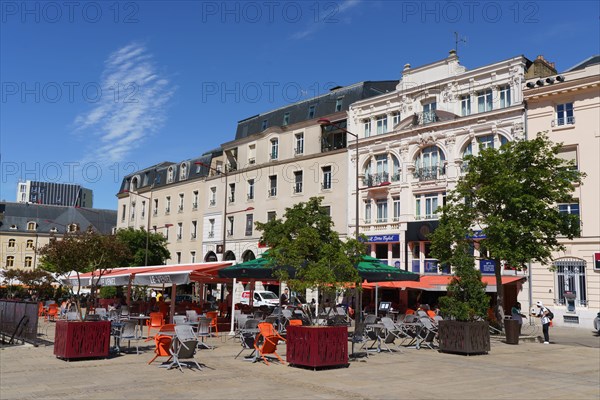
363;173;389;187
408;110;457;127
551;116;575;127
413;166;445;181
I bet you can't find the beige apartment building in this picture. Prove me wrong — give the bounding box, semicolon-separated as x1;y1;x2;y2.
521;56;600;327
116;81;398;264
0;203;116;270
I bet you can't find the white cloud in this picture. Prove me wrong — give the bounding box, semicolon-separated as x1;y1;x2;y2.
292;0;361;40
74;42;175;164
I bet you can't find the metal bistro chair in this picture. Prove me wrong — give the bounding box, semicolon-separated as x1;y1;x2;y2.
118;320;142;354
173;315;188;325
196;317;213;350
167;325;203;372
236;318;260;360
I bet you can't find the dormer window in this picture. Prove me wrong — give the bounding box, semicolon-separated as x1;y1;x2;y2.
261;119;269;131
180;163;188;180
335;97;343;112
167;166;175;183
68;223;79;232
9;225;17;230
27;222;37;231
131;177;138;191
308;105;316;119
282;112;290;126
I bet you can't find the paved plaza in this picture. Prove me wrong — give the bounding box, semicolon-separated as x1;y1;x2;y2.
1;322;599;400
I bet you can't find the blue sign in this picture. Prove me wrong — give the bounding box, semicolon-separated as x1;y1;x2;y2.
479;259;496;275
412;260;420;273
468;230;487;239
367;234;399;243
424;260;438;273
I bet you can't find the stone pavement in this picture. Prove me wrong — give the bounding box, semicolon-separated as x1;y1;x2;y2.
1;321;598;400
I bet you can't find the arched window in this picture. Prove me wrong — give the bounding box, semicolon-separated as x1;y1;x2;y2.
24;256;33;267
131;176;139;191
68;223;79;232
26;240;34;249
6;256;15;267
242;250;256;262
224;250;236;261
414;145;446;181
8;239;16;248
27;222;37;231
204;251;218;262
363;153;401;186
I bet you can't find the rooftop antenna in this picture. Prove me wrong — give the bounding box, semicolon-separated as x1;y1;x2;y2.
454;32;467;55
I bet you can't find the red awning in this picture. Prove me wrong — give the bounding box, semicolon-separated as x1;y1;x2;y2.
363;275;525;292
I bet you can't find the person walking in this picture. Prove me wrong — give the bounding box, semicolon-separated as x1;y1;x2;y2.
535;301;551;344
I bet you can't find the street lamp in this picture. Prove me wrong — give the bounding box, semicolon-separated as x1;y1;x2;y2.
318;118;364;357
123;190;152;266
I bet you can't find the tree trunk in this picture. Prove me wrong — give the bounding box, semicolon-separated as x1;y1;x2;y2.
494;258;504;328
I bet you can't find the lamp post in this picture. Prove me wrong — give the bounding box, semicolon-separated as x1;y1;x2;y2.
318;118;364;355
123;190;152;266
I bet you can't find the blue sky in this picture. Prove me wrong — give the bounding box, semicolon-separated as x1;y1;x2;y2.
1;0;599;209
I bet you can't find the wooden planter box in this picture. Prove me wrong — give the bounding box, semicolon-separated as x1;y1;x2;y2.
53;320;111;360
286;325;348;369
438;320;490;355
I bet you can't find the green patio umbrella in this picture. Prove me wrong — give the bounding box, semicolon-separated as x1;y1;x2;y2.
217;256;297;280
357;255;420;282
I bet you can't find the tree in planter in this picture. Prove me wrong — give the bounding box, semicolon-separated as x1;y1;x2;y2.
115;227;171;267
255;197;364;324
38;230;130;319
430;133;585;326
432;241;489;321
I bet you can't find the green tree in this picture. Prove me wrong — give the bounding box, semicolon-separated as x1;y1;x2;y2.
16;269;56;300
436;242;490;321
38;230;130;318
255;197;364;307
115;227;171;267
430;133;585;325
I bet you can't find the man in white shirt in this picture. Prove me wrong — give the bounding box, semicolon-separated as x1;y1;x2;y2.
535;301;551;344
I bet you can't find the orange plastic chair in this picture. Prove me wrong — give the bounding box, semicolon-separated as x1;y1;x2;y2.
253;322;286;365
146;312;165;338
38;302;46;317
288;319;302;326
45;304;59;322
205;311;219;336
147;335;173;365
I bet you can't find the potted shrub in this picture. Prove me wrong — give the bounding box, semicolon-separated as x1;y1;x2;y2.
255;197;363;369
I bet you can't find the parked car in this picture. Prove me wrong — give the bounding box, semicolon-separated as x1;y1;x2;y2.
240;290;279;308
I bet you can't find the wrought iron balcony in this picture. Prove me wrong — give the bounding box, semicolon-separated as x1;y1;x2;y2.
413;166;445;181
363;173;389;187
551;116;575;127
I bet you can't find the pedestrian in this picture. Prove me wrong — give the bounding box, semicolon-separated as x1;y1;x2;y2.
280;288;289;305
511;302;527;334
535;301;551;344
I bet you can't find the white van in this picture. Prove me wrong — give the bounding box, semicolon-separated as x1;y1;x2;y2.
240;290;279;307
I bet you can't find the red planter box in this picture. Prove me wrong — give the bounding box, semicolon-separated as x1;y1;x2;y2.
53;320;111;360
286;325;348;369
